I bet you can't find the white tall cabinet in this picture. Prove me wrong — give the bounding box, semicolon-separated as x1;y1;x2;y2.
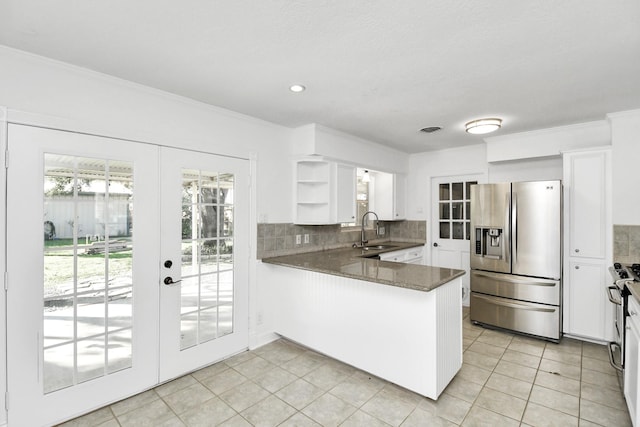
562;148;612;341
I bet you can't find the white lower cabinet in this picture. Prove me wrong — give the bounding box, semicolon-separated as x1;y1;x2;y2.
566;260;608;340
379;246;424;264
626;296;640;427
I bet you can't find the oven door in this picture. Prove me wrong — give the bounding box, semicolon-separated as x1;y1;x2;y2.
606;284;624;372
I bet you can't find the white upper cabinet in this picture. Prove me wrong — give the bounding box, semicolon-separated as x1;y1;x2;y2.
336;164;356;223
295;159;332;224
294;158;355;225
371;172;406;221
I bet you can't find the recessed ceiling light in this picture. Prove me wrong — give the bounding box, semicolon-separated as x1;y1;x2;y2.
465;118;502;134
289;84;306;93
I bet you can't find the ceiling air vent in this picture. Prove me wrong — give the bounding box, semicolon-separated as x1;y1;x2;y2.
420;126;442;133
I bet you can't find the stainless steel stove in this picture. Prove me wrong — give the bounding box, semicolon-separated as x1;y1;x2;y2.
607;263;640;385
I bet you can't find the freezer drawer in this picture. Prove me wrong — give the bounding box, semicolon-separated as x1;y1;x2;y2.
471;270;560;305
470;293;560;340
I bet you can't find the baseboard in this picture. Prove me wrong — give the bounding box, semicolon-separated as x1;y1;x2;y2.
248;331;280;350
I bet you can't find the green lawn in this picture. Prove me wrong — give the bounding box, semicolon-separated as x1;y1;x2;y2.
44;250;133;295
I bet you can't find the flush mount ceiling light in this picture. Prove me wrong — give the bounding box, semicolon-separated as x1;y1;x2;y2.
465;118;502;135
362;170;370;183
289;84;306;93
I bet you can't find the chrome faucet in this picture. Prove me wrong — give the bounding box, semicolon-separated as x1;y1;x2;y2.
360;211;379;247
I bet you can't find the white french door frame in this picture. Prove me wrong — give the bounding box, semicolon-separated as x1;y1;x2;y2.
0;107;8;427
3;120;252;426
6;124;161;426
158;146;250;382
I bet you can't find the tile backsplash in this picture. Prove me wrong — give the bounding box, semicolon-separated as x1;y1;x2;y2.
614;225;640;264
257;220;427;259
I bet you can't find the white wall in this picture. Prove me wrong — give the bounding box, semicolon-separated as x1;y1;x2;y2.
609;109;640;225
408;144;487;221
0;46;292;223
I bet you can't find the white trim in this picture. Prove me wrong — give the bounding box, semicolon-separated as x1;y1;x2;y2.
0;105;7;426
6;110;252;162
484;119;610;143
606;108;640;119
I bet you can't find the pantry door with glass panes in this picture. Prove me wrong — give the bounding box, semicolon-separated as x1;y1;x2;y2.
158;147;248;382
6;124;160;426
431;175;483;305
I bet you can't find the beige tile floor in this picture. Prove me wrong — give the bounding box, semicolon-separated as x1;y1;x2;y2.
61;308;632;426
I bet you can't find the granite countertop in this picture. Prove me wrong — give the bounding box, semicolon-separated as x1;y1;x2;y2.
262;242;465;292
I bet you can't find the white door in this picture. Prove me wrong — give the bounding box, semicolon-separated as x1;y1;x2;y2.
6;125;249;426
431;175;482;305
158;147;248;381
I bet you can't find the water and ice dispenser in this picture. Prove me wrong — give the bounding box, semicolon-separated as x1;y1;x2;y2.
474;227;504;259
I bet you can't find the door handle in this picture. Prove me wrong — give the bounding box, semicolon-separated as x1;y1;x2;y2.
163;277;181;285
473;271;557;286
511;191;517;265
474;294;555;312
606;286;622;305
504;192;510;263
433;243;439;247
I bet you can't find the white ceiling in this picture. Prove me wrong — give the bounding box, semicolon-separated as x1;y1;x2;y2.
1;1;639;153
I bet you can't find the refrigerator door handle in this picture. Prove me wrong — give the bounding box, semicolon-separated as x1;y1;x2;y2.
474;294;556;312
473;271;557;286
512;191;517;265
504;192;510;264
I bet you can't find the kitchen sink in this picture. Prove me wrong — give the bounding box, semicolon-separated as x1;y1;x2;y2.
361;244;397;251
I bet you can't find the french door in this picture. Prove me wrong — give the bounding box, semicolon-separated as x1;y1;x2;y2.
6;124;249;426
158;147;248;381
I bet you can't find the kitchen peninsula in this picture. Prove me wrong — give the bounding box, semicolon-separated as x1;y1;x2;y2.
262;244;465;400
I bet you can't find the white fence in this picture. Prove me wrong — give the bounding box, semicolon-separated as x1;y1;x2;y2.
44;193;132;240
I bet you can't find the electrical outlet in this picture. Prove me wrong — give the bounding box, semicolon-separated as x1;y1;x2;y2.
295;234;301;245
304;234;310;244
257;312;263;325
378;226;385;235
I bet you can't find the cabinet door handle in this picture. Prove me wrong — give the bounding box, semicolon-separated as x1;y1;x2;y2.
575;249;580;253
630;310;638;316
575;266;580;270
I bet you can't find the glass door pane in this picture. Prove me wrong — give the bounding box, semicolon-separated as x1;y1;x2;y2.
43;154;134;393
179;170;235;350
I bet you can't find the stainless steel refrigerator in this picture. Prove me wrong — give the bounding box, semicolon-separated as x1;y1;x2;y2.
470;180;562;341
